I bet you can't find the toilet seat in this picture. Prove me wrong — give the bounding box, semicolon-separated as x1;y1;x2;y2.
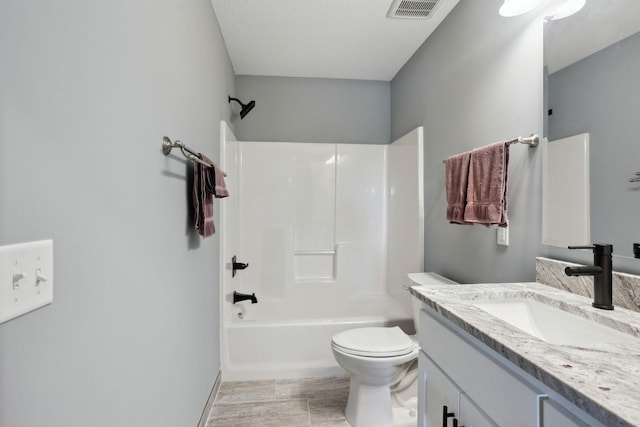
332;326;414;357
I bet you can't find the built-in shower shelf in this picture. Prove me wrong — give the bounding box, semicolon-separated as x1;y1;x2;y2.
294;250;336;281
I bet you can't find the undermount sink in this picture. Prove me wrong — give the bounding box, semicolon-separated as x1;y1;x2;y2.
473;298;633;346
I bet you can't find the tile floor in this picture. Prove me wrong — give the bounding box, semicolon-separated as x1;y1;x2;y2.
206;376;352;427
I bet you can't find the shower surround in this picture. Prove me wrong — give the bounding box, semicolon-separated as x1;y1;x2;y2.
219;122;424;381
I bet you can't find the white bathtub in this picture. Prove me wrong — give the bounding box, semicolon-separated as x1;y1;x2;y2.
221;295;414;381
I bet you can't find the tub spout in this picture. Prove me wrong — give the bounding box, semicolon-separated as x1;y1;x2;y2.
233;291;257;304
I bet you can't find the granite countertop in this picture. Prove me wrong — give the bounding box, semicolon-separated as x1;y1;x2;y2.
410;282;640;427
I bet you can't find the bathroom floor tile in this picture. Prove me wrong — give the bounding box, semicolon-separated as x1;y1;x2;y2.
207;376;351;427
276;376;350;400
207;399;311;427
308;395;349;425
310;421;352;427
215;380;276;405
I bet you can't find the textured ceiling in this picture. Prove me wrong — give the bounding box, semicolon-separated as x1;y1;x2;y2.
211;0;461;81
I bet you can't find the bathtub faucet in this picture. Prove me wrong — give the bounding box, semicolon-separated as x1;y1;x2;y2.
233;291;258;304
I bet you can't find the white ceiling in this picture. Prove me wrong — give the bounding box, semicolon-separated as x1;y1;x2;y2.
211;0;461;81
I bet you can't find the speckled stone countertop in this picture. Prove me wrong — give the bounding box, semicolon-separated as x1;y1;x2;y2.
410;282;640;427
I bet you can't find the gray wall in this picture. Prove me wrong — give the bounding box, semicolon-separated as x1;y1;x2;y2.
548;32;640;264
391;0;545;283
0;1;234;426
234;76;390;144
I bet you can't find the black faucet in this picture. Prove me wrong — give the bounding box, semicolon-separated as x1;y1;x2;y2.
233;291;257;304
564;244;614;310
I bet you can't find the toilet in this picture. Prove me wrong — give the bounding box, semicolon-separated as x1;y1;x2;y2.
331;272;458;427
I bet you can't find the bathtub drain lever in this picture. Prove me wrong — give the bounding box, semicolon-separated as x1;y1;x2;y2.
232;255;249;277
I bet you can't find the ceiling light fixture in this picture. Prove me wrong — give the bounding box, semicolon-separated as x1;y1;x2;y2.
499;0;543;17
549;0;585;20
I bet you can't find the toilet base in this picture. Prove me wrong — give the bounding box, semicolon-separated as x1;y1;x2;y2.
345;379;393;427
344;378;418;427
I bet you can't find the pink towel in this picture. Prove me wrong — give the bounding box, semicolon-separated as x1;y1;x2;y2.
212;163;229;198
445;151;472;224
463;141;510;227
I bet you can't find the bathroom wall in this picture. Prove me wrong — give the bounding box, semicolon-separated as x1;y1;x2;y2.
391;0;545;284
0;1;234;426
234;75;390;144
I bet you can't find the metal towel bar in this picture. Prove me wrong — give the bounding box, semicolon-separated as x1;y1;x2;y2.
162;136;226;176
442;134;539;163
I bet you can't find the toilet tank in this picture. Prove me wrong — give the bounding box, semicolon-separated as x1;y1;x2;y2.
408;272;459;333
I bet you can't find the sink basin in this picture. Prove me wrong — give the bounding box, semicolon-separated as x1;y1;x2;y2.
473;298;633;346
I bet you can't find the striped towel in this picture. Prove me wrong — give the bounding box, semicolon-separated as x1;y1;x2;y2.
193;154;230;237
212;163;229;198
193;154;216;237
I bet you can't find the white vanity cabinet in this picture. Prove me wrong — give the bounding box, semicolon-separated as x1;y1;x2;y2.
419;306;604;427
420;351;496;427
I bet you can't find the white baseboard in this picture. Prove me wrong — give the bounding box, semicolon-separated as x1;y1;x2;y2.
198;370;222;427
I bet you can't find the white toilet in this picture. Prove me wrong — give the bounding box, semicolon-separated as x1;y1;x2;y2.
331;272;458;427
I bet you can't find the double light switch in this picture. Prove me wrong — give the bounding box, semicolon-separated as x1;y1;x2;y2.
0;240;54;324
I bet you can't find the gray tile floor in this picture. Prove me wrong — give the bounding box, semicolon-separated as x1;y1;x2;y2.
206;376;352;427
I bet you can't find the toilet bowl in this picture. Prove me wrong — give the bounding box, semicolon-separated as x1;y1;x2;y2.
332;327;419;427
331;272;458;427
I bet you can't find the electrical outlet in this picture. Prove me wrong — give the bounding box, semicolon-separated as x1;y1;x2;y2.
0;240;53;324
497;227;509;246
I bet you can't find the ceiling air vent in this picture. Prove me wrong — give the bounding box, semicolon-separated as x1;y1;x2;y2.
387;0;441;19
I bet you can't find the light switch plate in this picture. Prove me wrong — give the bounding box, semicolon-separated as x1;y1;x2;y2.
0;240;54;324
497;227;509;246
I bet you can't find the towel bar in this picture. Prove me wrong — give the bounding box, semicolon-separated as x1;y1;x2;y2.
162;136;226;176
441;134;539;163
507;134;539;147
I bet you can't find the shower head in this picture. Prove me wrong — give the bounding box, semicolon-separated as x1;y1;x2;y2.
240;100;255;119
228;96;256;119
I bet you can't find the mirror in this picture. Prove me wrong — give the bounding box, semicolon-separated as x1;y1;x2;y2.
544;0;640;258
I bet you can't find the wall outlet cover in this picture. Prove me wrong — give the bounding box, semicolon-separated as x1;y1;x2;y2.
497;227;509;246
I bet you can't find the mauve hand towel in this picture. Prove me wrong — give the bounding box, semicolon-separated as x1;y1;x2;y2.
445;151;472;224
463;141;510;227
212;163;229;198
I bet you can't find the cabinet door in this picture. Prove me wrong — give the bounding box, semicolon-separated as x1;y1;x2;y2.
420;351;497;427
421;308;540;426
459;393;497;427
542;397;591;427
420;351;460;427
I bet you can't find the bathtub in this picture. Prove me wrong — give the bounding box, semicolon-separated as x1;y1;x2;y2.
221;294;414;381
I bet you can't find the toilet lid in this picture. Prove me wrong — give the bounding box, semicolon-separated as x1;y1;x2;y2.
332;326;414;357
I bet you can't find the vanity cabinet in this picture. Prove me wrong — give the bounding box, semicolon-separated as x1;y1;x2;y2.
420;351;495;426
419;306;603;427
